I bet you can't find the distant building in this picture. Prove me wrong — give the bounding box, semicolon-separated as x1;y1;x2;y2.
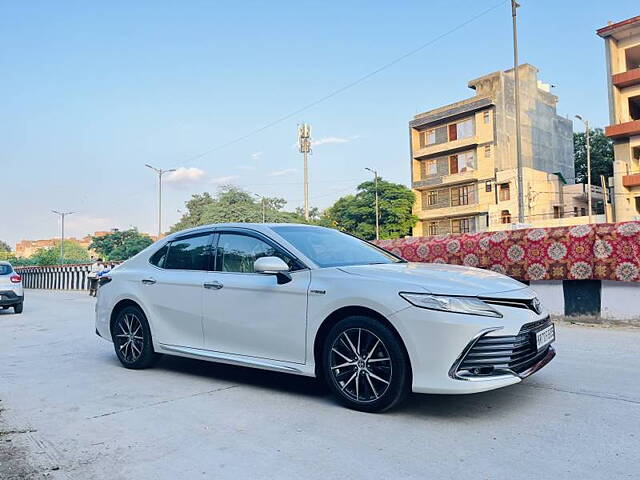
409;64;594;236
597;16;640;221
15;230;157;258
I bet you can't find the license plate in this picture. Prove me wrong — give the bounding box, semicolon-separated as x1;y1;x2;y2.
536;324;555;350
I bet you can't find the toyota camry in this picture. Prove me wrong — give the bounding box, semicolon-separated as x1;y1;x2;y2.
95;223;555;412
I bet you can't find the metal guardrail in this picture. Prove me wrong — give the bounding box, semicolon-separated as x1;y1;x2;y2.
14;262;120;290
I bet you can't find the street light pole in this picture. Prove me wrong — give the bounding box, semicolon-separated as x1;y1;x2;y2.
365;167;380;240
145;164;176;238
575;115;593;223
511;0;525;224
51;210;74;264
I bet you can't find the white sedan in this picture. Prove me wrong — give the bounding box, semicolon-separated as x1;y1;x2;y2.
95;224;555;412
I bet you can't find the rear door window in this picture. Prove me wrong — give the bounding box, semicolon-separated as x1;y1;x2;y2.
0;264;12;275
164;233;213;271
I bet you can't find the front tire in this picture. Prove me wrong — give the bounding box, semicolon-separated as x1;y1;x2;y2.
322;316;410;413
111;305;160;369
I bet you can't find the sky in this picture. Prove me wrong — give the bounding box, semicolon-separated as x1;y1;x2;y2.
1;0;638;247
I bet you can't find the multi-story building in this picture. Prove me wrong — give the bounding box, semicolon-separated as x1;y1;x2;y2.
597;16;640;221
410;64;578;236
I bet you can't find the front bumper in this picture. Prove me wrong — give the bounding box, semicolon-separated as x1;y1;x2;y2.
0;290;24;307
390;303;555;395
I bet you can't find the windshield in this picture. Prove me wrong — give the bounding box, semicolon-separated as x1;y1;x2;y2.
272;226;404;268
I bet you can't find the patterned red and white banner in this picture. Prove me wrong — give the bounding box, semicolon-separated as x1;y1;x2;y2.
375;221;640;283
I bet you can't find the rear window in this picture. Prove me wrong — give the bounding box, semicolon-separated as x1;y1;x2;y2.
0;264;12;275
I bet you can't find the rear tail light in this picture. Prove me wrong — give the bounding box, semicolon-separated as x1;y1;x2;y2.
10;274;21;283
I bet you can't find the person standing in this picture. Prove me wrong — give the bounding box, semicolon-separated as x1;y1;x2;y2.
88;258;103;297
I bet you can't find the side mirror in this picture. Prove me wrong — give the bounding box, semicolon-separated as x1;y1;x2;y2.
254;256;292;284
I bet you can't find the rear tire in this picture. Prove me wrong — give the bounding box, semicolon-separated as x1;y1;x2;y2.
111;305;160;369
322;315;410;413
13;303;23;314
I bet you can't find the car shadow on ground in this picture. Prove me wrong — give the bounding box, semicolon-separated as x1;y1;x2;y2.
144;353;532;418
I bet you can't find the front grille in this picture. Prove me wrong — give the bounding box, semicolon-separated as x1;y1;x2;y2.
481;297;540;314
456;318;552;377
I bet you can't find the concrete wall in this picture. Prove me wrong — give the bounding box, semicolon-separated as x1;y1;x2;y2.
530;279;640;322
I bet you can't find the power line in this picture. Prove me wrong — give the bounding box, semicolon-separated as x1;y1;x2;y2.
176;0;508;166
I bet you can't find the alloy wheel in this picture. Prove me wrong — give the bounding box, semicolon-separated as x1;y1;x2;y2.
115;313;144;363
329;328;392;403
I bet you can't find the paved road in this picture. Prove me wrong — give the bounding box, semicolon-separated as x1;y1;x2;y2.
1;290;639;479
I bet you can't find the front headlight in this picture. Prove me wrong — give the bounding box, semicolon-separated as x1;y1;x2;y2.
399;292;503;318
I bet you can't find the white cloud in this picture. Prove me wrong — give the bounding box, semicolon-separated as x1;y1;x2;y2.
251;151;263;160
209;175;240;184
165;167;206;184
268;168;297;177
312;136;350;147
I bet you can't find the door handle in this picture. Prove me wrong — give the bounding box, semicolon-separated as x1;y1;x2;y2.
141;278;157;285
203;281;223;290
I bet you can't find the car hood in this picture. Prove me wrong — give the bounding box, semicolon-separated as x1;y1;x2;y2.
338;262;532;297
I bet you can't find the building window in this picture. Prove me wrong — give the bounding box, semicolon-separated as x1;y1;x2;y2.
484;145;491;157
446;118;474;142
419;127;447;147
448;151;474;174
574;206;579;217
448;123;457;141
629;95;640;121
457;118;473;139
581;207;586;216
625;44;640;71
485;181;492;192
428;222;438;236
553;206;561;219
501;210;512;224
452;218;471;234
499;183;510;201
427;191;437;206
451;186;470;206
425;158;437;176
483;110;491;124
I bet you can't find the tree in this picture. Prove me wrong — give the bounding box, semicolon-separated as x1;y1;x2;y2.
322;178;417;240
573;128;614;184
89;229;153;261
170;185;306;232
31;240;90;266
0;240;12;261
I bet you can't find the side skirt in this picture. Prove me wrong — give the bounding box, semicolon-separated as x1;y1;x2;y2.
157;343;316;377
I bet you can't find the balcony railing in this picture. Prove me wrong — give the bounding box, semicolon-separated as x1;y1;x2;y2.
623;174;640;188
612;69;640;89
605;120;640;138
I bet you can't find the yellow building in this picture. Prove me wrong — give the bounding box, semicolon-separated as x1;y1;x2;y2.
598;16;640;221
410;64;589;236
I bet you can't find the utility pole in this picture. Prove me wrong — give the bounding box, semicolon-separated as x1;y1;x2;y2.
298;123;312;220
145;164;176;238
254;194;266;222
51;210;74;264
365;167;380;240
575;115;593;223
511;0;525;224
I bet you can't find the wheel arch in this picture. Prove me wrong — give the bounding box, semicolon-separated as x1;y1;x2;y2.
109;298;145;338
312;305;412;380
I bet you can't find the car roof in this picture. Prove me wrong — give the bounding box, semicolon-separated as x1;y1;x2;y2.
170;222;325;237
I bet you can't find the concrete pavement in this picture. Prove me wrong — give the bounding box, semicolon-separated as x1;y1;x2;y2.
1;290;639;479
